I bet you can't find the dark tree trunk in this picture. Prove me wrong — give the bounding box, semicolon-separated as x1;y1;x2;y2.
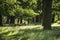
32;18;34;23
58;15;60;20
32;17;36;24
6;16;10;24
20;16;22;24
39;13;43;24
28;19;30;24
0;15;2;26
17;18;20;24
36;15;39;23
42;0;52;30
9;16;15;24
52;14;55;23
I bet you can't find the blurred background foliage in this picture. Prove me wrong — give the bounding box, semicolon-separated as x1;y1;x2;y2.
0;0;60;40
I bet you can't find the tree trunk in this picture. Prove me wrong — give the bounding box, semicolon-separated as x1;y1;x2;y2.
32;18;34;23
0;15;2;26
20;16;22;24
6;16;10;24
52;14;55;23
42;0;52;30
58;15;60;20
9;16;15;24
17;18;20;24
28;19;30;24
39;13;43;24
31;17;35;24
36;15;39;23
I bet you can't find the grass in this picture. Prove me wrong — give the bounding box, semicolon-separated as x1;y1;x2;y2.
0;25;60;40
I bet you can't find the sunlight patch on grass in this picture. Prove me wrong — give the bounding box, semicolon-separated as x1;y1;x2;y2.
0;25;60;40
19;25;43;29
51;23;60;27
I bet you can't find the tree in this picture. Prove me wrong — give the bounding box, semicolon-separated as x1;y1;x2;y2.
35;0;43;24
42;0;52;30
3;0;17;24
16;0;39;24
0;0;4;26
0;15;2;26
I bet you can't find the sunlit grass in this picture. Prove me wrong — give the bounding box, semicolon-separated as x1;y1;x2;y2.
0;24;60;40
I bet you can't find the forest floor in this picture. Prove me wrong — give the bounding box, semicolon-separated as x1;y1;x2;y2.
0;23;60;40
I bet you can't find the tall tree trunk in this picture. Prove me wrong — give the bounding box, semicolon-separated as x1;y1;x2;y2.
9;16;15;24
42;0;52;30
0;15;2;26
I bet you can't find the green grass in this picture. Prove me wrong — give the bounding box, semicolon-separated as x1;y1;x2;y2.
0;26;60;40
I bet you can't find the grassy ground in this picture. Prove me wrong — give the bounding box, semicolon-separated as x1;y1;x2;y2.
0;24;60;40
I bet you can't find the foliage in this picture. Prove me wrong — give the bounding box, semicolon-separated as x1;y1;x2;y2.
0;0;39;18
52;0;60;13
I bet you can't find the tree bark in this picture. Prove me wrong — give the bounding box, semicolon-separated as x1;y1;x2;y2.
42;0;52;30
0;15;2;26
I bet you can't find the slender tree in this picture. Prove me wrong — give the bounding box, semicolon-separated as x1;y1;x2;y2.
0;14;2;26
20;16;23;24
